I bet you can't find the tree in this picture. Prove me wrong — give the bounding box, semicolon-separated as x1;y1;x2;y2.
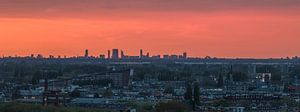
156;102;190;112
271;73;282;82
164;86;174;94
283;83;290;93
58;67;63;76
103;89;113;98
213;99;229;107
184;83;193;101
0;102;112;112
69;90;81;98
193;83;200;105
14;68;20;77
232;72;248;81
94;93;100;98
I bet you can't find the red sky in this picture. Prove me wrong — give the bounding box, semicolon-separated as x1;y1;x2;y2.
0;0;300;58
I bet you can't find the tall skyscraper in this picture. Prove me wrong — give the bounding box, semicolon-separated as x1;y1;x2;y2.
140;49;143;58
85;49;89;58
121;50;125;59
183;52;187;59
112;49;119;59
108;50;111;59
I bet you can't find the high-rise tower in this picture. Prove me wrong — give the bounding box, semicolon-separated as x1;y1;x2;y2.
84;49;89;58
108;50;111;59
121;50;125;59
140;49;143;58
183;52;187;59
112;49;119;59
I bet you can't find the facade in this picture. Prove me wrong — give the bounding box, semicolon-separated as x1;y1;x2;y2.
74;69;133;87
43;90;68;106
140;49;143;58
183;52;187;59
96;69;132;87
85;49;89;58
256;73;272;83
112;49;119;59
108;50;111;59
121;50;125;59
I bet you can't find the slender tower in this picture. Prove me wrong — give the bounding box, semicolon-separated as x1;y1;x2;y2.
140;49;143;58
121;50;125;59
84;49;89;58
108;50;111;59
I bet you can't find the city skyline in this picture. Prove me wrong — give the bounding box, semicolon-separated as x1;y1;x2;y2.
1;48;190;59
0;1;300;111
0;48;299;59
0;0;300;58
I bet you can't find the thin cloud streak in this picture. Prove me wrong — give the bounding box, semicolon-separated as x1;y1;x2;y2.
0;0;299;18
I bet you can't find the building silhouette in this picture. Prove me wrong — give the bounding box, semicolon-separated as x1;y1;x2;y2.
84;49;89;58
183;52;187;59
112;49;119;59
140;49;143;58
121;50;125;59
108;50;111;59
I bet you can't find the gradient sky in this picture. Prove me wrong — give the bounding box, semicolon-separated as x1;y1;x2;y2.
0;0;300;58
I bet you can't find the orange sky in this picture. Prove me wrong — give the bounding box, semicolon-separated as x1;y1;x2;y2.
0;0;300;58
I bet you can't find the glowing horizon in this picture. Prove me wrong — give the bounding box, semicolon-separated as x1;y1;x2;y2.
0;0;300;58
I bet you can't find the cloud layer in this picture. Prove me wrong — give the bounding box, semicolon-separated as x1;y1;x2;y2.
0;0;299;18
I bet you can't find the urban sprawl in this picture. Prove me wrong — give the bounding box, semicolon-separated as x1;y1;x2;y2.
0;49;299;112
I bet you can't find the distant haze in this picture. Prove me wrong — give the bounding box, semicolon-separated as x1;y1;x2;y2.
0;0;300;58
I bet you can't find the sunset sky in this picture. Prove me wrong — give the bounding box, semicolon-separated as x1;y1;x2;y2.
0;0;300;58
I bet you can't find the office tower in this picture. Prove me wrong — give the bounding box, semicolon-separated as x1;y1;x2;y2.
85;49;89;58
146;53;150;58
183;52;187;59
140;49;143;58
108;50;111;59
121;50;125;59
112;49;119;59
